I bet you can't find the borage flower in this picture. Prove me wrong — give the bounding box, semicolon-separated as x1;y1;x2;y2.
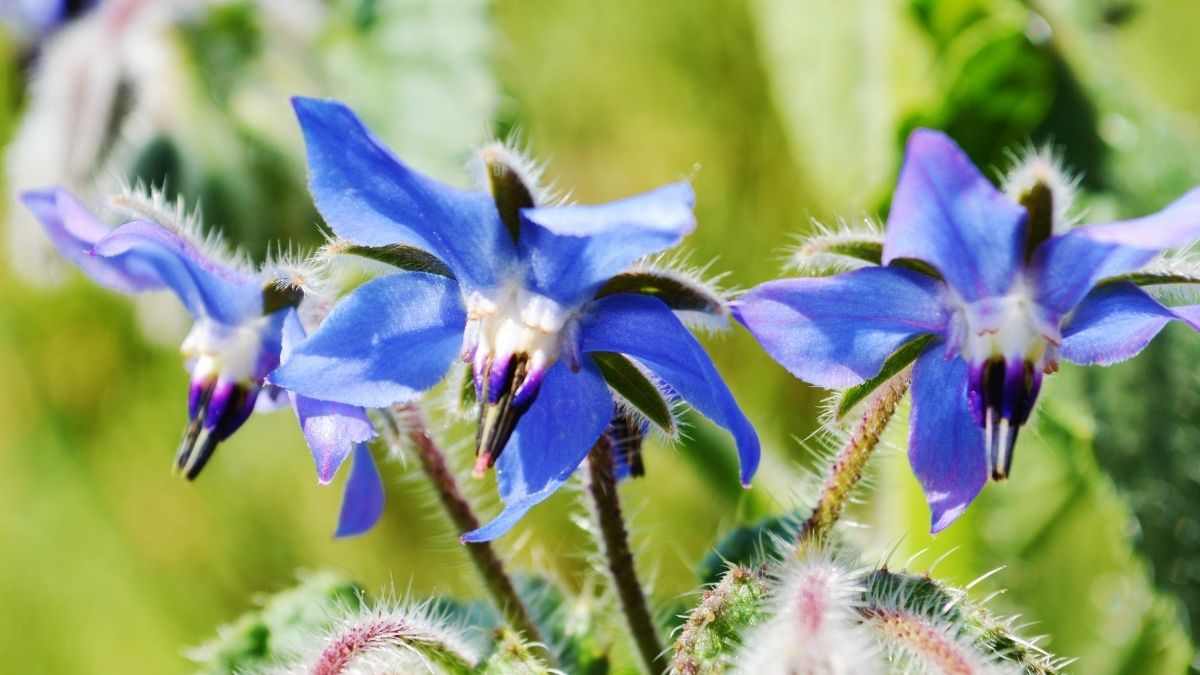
22;186;383;536
735;130;1200;532
271;97;760;542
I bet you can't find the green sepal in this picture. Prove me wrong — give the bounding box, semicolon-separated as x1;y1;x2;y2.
1116;270;1200;286
340;243;455;279
596;271;725;317
483;153;535;243
591;351;674;434
261;283;304;316
835;334;932;420
805;238;884;266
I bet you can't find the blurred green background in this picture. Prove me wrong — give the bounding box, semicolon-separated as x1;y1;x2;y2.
1;0;1199;672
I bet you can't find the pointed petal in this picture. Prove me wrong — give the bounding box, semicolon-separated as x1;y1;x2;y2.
1030;188;1200;316
518;182;696;306
581;293;760;485
909;342;988;534
21;187;210;301
462;359;612;542
90;221;260;325
883;129;1028;302
270;272;466;408
733;266;948;389
291;97;516;290
1059;281;1191;366
280;311;377;483
335;444;385;538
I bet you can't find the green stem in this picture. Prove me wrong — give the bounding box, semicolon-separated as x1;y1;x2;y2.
383;404;549;660
797;374;909;548
585;436;666;674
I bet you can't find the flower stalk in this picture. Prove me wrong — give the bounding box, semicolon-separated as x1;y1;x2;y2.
797;374;909;547
383;404;548;658
585;436;667;674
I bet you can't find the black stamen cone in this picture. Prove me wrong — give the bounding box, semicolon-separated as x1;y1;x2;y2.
979;358;1039;481
474;355;537;474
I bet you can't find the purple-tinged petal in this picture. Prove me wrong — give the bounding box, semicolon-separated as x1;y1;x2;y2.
90;221;261;325
909;342;988;534
335;444;385;538
883;129;1028;302
1059;281;1186;366
280;311;377;483
518;182;695;306
21;187;165;293
733;266;948;389
581;293;760;485
291;97;516;290
270;271;466;408
1030;189;1200;316
462;359;612;542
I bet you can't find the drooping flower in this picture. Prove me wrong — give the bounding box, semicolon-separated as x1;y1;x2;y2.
735;129;1200;532
22;186;383;536
271;97;760;542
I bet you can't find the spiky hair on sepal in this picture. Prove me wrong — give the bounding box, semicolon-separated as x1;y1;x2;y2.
785;217;885;278
1001;143;1081;235
255;592;483;675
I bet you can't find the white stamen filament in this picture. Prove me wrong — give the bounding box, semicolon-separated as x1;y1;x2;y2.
180;317;269;385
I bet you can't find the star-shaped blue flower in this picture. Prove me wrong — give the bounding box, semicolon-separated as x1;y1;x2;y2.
735;129;1200;532
271;97;760;542
22;186;383;537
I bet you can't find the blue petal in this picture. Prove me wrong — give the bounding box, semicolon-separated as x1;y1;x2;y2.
270;271;466;408
21;187;171;294
91;221;261;325
1059;281;1190;366
909;342;988;534
291;97;516;290
733;266;948;389
462;359;612;542
281;311;377;483
581;293;760;485
518;182;695;306
1030;188;1200;316
882;129;1028;302
335;444;385;538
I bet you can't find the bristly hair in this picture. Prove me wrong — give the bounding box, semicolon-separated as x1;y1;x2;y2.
627;249;734;333
107;180;254;274
468;133;567;208
261;240;334;300
785;217;885;277
1001;142;1082;234
1136;245;1200;307
255;588;484;675
735;548;883;675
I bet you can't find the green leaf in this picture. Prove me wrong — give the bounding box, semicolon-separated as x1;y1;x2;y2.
696;511;802;585
835;334;931;419
340;243;456;278
591;352;674;434
595;270;726;317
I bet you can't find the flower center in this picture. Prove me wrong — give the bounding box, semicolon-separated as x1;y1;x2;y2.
951;287;1060;480
464;282;573;475
176;316;274;479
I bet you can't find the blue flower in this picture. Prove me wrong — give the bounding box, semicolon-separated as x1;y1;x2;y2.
22;186;383;536
735;129;1200;532
271;97;760;542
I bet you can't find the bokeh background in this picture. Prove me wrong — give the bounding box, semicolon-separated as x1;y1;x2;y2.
1;0;1199;672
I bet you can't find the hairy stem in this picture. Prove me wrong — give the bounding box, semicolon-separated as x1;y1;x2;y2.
383;404;548;657
585;436;667;674
797;374;909;547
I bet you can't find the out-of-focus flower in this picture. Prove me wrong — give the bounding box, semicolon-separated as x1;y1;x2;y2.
271;97;759;541
736;129;1200;532
22;186;383;536
5;0;185;286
